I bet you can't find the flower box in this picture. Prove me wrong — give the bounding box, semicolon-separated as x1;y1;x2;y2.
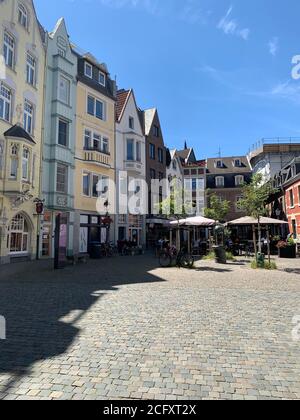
278;245;296;259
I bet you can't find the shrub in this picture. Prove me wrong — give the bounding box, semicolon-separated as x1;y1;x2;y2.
251;260;277;270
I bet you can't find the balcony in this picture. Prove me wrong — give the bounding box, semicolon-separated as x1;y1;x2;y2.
124;160;143;174
84;148;111;167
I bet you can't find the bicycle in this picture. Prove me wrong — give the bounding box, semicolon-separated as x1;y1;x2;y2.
159;246;194;268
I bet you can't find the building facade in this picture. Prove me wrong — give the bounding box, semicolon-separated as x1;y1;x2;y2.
0;0;45;264
73;52;116;255
270;157;300;239
41;18;77;259
115;89;146;246
206;156;252;222
177;145;206;216
166;149;184;184
248;140;300;183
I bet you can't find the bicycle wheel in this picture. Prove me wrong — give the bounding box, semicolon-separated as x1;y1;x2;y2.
159;252;172;268
180;253;194;268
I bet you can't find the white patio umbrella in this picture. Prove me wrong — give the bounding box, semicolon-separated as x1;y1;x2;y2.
169;216;216;227
227;216;288;226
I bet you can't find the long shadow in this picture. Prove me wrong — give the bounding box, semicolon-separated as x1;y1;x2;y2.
282;268;300;275
192;266;232;273
0;256;165;394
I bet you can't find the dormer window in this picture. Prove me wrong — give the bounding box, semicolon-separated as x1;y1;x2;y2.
216;160;223;168
84;62;93;78
98;71;106;86
18;4;28;29
234;159;241;167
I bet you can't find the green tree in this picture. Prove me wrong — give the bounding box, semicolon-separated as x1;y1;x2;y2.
237;173;278;255
204;193;230;222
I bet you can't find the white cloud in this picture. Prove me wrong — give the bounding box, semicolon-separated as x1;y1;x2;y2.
217;5;250;40
268;37;279;56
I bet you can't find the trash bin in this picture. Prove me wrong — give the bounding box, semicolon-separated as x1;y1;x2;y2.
256;252;265;268
213;246;227;264
90;242;102;259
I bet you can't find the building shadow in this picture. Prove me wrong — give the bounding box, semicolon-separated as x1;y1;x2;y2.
0;256;165;394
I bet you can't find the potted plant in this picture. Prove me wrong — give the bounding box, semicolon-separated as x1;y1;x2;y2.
277;238;297;259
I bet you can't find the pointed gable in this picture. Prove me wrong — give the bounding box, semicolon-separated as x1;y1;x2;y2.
144;108;157;136
116;89;131;122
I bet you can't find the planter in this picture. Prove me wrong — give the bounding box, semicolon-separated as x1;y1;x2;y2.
278;245;296;259
213;246;227;264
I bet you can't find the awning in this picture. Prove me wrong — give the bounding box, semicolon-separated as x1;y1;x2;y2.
227;216;289;226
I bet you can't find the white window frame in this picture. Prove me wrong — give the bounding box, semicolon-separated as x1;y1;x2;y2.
87;95;105;120
10;145;18;179
129;116;134;130
82;171;91;197
98;71;106;86
84;129;92;150
84;62;93;78
127;139;134;161
56;163;68;194
24;99;34;134
26;52;36;86
3;31;15;68
235;175;244;187
22;147;30;181
0;83;12;122
58;75;70;105
102;137;109;154
18;4;28;29
216;160;223;168
234;159;241;167
215;176;225;188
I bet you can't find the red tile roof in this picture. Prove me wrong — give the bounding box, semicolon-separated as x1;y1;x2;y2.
116;89;130;122
182;160;207;168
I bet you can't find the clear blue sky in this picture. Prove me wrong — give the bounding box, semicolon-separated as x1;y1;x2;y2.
34;0;300;159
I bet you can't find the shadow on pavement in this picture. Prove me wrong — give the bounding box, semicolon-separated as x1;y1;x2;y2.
0;256;165;394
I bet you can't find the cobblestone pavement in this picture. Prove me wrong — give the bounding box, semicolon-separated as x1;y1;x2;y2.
0;255;300;400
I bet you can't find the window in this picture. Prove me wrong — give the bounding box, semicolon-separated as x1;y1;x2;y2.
127;139;134;161
98;71;106;86
150;143;155;160
92;174;99;198
59;75;70;104
129;117;134;130
9;214;29;254
153;125;159;137
192;179;197;191
215;176;224;187
4;32;15;68
58;119;68;147
150;169;156;180
87;96;104;120
234;159;241;167
84;62;93;78
292;220;297;239
136;142;141;162
93;133;101;151
159;172;164;181
158;148;163;164
26;53;36;86
58;48;66;58
216;160;223;168
290;190;294;208
10;146;18;179
18;4;28;28
0;84;11;122
22;148;30;180
82;172;91;196
56;164;68;193
102;137;109;154
173;160;177;170
84;129;91;149
23;100;34;134
235;175;244;186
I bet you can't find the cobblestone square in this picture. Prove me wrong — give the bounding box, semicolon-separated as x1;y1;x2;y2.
0;256;300;400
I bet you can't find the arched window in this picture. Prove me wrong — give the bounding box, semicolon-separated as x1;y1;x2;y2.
18;4;28;29
8;214;29;254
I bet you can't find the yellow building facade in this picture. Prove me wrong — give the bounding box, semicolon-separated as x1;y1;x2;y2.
0;0;45;264
73;52;116;255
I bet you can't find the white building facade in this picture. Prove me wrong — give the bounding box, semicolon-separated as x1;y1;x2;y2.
115;89;146;246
